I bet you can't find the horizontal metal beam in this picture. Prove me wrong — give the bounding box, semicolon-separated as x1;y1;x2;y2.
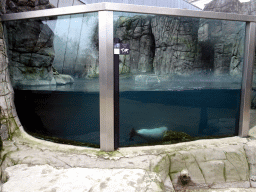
1;2;256;22
1;3;105;21
105;3;256;22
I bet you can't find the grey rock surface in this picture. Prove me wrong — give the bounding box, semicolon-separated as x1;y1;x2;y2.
3;0;74;87
204;0;243;13
202;0;256;107
1;127;256;191
115;15;154;74
5;18;74;87
198;19;245;76
0;21;18;145
202;0;246;76
5;0;54;14
114;11;244;77
151;16;200;75
2;164;164;192
114;15;200;76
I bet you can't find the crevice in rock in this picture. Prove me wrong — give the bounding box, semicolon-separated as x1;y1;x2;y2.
224;151;242;181
51;155;72;168
223;162;226;182
199;42;214;71
191;153;206;184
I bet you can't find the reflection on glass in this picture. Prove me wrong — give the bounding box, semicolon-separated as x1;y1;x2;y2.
250;66;256;135
114;12;245;147
5;13;100;147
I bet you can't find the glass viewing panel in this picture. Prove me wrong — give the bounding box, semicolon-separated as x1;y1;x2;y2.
114;12;246;147
250;63;256;135
4;12;100;147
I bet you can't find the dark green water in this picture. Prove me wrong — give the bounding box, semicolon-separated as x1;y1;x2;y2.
14;89;241;147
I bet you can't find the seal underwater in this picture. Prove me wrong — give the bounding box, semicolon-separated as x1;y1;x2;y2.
129;126;168;141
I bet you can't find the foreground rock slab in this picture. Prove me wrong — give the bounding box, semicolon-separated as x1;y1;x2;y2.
2;164;164;192
2;128;256;191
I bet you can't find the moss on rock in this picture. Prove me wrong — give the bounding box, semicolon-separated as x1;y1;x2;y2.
163;130;192;143
0;135;2;151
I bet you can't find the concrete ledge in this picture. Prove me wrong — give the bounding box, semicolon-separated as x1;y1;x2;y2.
1;127;256;191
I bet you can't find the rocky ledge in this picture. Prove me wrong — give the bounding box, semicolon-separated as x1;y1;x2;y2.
1;126;256;191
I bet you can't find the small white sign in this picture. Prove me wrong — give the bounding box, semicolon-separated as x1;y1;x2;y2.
114;43;120;55
114;49;120;54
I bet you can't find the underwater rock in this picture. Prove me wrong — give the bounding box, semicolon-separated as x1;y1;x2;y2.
162;129;192;143
54;74;74;85
129;126;168;142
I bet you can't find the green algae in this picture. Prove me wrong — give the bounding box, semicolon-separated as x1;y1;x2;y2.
95;150;121;158
123;130;234;147
7;118;21;141
0;135;2;152
163;130;192;143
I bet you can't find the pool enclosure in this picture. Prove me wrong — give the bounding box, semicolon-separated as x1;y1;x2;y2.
1;3;256;151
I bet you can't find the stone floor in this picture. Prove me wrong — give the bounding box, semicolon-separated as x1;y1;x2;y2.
1;110;256;192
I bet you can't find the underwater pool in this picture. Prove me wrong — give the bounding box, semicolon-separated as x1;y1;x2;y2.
14;82;241;147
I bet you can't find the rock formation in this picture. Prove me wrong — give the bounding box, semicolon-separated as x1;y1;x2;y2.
114;12;245;77
204;0;243;13
204;0;256;15
198;19;245;76
202;0;256;107
4;0;74;87
5;0;54;13
203;0;256;77
115;15;155;74
114;15;200;76
151;16;200;75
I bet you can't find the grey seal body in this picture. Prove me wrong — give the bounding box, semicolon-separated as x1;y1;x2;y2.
129;126;168;141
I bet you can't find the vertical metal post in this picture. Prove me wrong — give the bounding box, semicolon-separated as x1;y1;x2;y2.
99;11;115;151
239;22;256;137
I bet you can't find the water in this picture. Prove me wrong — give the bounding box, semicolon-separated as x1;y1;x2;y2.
14;75;241;147
119;89;240;147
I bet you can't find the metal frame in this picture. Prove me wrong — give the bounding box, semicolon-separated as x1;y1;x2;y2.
2;2;256;22
239;22;256;137
1;2;256;151
99;11;115;151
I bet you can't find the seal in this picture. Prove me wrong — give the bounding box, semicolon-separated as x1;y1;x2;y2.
129;126;168;141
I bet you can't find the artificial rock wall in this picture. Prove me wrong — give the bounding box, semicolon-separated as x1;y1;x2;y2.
204;0;256;74
0;0;57;149
106;8;244;77
0;20;18;151
113;15;200;76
